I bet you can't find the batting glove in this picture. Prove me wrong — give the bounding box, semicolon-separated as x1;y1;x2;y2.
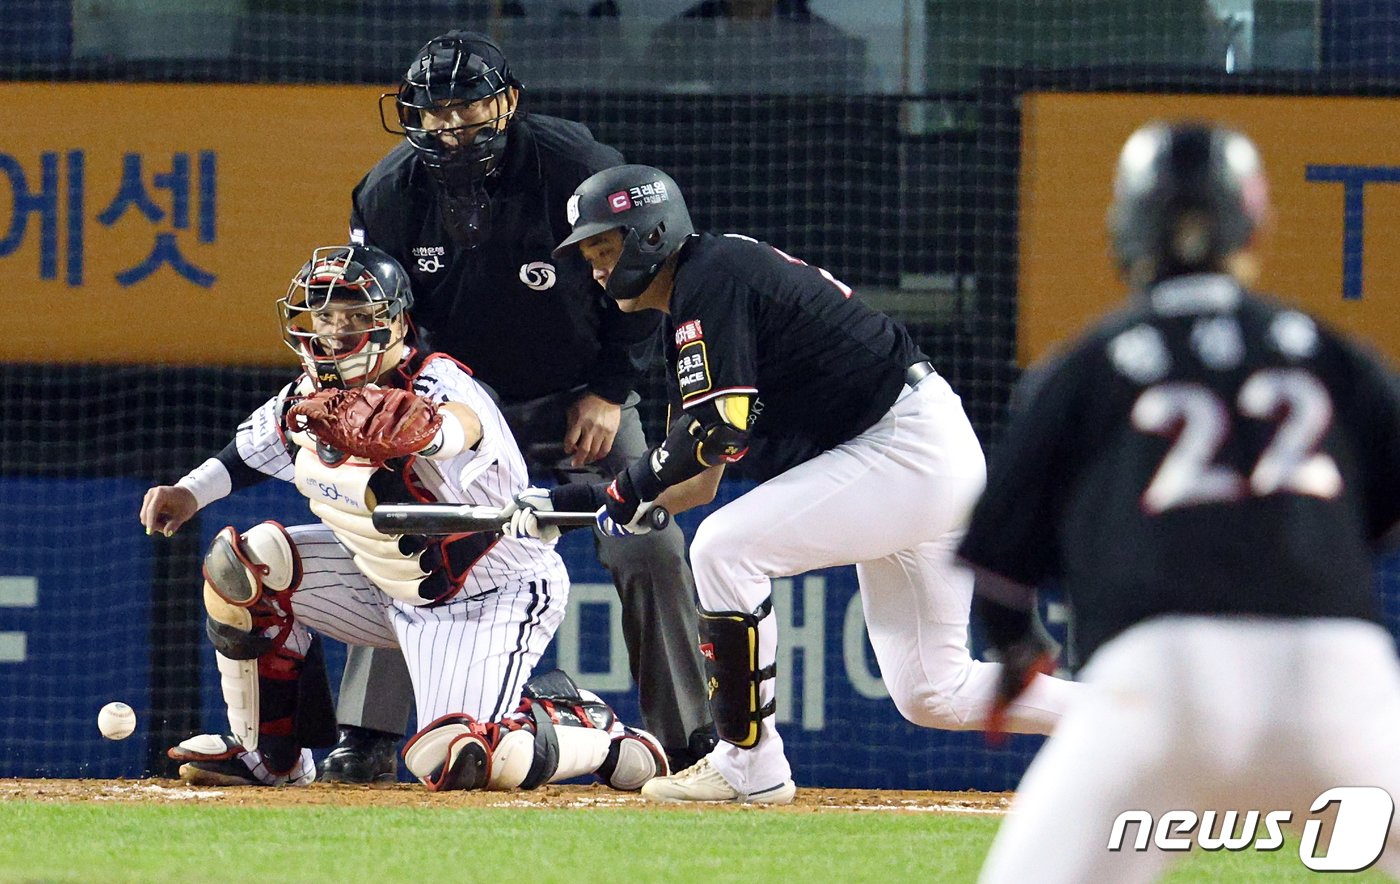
596;501;659;537
499;487;560;543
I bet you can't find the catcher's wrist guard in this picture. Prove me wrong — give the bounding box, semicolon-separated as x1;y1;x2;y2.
417;408;468;460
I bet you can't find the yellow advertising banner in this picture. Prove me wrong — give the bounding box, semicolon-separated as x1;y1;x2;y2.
0;83;398;366
1020;93;1400;365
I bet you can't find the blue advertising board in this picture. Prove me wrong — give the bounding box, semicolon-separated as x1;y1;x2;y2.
0;478;153;777
12;475;1400;790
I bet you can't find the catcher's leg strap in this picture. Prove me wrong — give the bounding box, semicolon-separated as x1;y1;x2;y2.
700;596;776;749
404;714;492;792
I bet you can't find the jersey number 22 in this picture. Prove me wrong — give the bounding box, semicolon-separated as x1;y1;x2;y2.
1131;367;1343;514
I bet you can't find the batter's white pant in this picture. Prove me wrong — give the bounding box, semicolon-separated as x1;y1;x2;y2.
980;616;1400;884
692;374;1079;795
280;524;569;727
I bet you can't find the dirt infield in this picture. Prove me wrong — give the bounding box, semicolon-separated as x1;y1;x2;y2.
2;778;1010;814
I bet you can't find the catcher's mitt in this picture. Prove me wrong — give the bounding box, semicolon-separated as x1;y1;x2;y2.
287;386;443;462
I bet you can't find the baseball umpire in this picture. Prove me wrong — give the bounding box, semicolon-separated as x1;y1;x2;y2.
327;30;713;781
505;164;1081;804
139;244;667;793
963;122;1400;882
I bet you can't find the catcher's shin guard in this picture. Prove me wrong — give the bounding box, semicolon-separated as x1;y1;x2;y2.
486;670;615;790
201;520;300;755
403;714;493;792
699;597;775;748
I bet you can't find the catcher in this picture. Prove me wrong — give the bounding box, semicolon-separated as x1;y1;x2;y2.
137;244;667;792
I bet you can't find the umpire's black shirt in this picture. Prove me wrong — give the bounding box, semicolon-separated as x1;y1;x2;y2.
666;233;926;477
959;274;1400;665
351;114;656;405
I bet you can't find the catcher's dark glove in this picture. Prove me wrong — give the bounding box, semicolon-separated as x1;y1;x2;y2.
287;386;442;463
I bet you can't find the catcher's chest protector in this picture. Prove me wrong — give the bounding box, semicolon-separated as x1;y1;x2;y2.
289;430;435;606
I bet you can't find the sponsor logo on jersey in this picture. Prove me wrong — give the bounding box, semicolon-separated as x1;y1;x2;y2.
412;246;446;274
676;341;711;399
675;319;703;346
518;261;557;291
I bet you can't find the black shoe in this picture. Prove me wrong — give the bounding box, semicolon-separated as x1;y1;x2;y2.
665;724;718;773
318;726;399;784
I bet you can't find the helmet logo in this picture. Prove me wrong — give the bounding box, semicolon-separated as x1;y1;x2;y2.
519;261;557;291
566;194;580;226
608;190;634;213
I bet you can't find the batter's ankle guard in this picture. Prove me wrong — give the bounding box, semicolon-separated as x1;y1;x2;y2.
699;597;775;749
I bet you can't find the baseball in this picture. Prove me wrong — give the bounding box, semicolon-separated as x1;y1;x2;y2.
97;702;136;740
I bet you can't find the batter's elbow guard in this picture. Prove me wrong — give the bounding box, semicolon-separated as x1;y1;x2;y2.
699;597;776;749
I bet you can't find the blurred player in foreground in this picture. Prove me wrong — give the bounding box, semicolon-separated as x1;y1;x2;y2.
505;164;1080;804
962;121;1400;882
138;244;666;793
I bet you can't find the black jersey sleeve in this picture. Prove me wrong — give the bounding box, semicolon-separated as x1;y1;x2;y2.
1334;336;1400;545
958;348;1087;588
673;274;759;411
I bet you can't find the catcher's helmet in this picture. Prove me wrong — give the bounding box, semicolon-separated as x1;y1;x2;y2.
278;245;414;389
1108;121;1269;284
382;31;520;192
553;164;695;301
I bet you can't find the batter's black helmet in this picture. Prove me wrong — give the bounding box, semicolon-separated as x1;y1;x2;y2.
1108;121;1269;283
381;31;521;188
278;245;415;389
553;164;695;301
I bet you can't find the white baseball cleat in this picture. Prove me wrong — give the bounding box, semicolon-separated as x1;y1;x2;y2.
640;756;796;805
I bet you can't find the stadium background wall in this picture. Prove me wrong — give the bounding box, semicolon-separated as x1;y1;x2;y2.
2;19;1399;789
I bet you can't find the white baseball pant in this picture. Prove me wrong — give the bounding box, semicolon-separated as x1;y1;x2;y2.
280;524;569;726
979;616;1400;884
691;374;1079;795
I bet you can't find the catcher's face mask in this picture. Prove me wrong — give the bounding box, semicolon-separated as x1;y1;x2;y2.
278;248;406;389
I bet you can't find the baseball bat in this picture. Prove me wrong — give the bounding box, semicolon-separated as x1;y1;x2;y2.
370;503;670;535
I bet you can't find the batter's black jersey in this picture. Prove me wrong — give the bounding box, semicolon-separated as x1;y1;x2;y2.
350;113;657;405
665;233;925;473
959;274;1400;666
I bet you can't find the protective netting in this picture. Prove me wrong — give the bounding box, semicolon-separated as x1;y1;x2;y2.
2;0;1398;790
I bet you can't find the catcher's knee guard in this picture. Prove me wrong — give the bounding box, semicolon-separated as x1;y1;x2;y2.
203;522;301;617
403;713;493;792
699;596;776;749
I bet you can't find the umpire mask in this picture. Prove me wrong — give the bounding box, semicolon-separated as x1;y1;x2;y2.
381;30;521;248
553;165;695;301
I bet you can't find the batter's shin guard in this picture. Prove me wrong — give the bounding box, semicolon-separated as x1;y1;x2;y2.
699;597;775;749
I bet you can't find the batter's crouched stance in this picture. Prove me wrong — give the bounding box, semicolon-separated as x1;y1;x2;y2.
138;245;665;792
505;166;1082;804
